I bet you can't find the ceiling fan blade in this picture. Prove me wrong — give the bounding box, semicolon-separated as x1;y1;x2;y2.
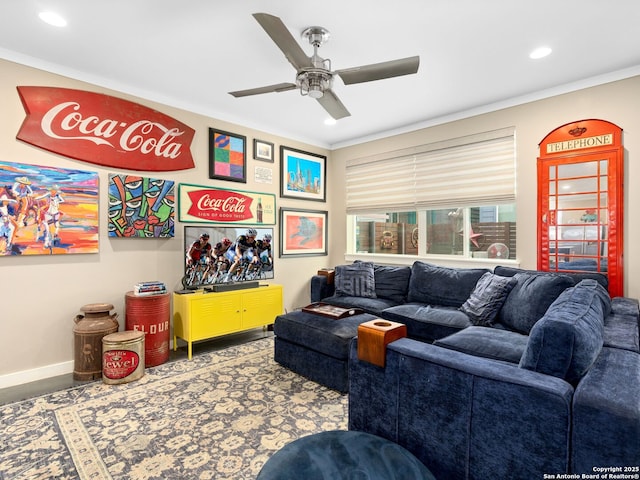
336;55;420;85
229;83;297;98
317;89;351;119
252;13;313;71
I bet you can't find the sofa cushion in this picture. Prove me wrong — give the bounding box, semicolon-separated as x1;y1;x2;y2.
459;272;518;326
274;310;377;359
604;312;640;353
497;272;574;334
335;262;376;298
374;264;411;303
611;296;640;317
605;296;639;352
407;261;489;308
519;279;608;384
381;303;472;343
494;265;609;290
434;326;529;364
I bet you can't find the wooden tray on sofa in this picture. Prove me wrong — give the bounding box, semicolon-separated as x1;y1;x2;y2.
302;303;364;320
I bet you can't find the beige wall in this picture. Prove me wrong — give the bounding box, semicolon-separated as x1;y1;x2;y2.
330;75;639;301
1;57;638;387
0;59;332;385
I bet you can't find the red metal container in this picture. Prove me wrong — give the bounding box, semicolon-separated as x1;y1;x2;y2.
102;330;145;384
125;291;170;367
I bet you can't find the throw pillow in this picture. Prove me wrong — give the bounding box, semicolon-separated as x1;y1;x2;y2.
493;265;609;291
335;262;376;298
459;272;518;326
373;264;411;303
497;272;574;334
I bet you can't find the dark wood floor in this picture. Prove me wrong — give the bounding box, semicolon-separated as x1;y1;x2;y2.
0;329;273;406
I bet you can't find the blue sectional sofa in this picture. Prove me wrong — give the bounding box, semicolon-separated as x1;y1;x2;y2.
309;261;640;478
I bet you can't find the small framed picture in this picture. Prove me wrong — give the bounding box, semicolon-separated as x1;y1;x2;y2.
209;128;247;183
280;146;326;202
280;207;328;257
253;139;274;162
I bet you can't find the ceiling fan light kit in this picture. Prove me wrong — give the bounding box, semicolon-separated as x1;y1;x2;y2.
228;13;420;120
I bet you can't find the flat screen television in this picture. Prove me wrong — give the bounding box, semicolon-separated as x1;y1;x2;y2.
182;226;274;288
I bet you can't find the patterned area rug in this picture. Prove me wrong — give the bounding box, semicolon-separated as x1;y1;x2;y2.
0;338;348;479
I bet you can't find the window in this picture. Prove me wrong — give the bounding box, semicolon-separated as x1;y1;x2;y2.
347;128;517;261
352;205;516;259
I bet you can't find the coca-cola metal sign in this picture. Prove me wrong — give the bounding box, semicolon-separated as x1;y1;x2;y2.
16;86;195;171
178;183;276;224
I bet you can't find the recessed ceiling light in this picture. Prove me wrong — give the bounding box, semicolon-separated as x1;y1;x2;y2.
39;11;67;27
529;46;552;59
324;118;337;126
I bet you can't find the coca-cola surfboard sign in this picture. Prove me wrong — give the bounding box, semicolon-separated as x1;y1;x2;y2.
16;86;195;171
178;183;276;225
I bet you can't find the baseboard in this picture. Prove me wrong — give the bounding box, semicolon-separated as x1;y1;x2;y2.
0;360;74;389
0;338;178;389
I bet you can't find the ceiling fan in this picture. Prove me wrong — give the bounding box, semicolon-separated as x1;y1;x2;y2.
229;13;420;120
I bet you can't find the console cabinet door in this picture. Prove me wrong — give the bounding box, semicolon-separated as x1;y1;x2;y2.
241;285;283;329
191;292;242;339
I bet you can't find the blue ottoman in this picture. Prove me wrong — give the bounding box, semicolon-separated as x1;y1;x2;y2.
273;311;377;392
257;430;436;480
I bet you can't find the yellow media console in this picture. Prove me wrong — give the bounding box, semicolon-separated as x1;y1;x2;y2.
173;283;283;359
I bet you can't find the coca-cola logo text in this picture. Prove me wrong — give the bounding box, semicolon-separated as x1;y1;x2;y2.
41;101;185;159
187;189;254;222
17;86;195;171
197;194;247;213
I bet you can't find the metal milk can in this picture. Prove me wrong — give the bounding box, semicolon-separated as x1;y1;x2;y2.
73;303;119;381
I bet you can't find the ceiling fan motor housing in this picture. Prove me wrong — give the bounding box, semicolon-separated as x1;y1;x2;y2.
297;68;332;98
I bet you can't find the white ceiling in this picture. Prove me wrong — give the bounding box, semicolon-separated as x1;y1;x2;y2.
1;1;640;149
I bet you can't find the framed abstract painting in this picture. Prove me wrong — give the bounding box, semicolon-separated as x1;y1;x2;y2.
209;128;247;183
108;174;175;237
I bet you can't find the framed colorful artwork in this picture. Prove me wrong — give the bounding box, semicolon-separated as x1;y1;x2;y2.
108;174;175;237
279;207;328;257
0;160;99;256
280;146;326;202
253;139;274;162
209;128;246;183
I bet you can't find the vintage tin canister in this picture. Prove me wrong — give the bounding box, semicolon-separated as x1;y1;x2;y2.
102;330;145;384
125;291;170;367
73;303;119;381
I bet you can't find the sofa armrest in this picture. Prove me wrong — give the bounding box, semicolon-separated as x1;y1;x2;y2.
572;347;640;473
349;338;574;480
311;274;334;302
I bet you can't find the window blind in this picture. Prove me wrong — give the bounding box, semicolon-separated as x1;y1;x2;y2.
346;127;516;214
